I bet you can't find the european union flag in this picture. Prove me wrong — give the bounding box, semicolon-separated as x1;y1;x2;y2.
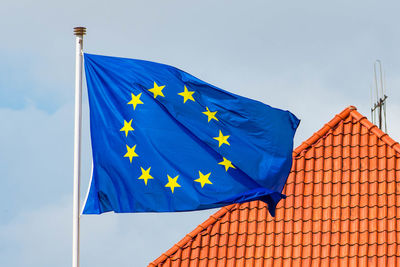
82;54;299;216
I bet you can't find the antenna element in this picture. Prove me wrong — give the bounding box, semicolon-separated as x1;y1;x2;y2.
371;60;388;132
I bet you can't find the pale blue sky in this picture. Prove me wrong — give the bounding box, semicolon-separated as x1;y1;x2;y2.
1;1;400;266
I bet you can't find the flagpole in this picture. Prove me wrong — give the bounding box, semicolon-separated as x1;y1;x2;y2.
72;26;86;267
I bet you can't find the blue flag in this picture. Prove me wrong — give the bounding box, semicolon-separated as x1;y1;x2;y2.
82;54;299;216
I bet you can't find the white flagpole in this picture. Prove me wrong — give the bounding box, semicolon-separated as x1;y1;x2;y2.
72;26;86;267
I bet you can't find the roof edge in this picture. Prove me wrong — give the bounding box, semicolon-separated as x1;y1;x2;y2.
293;105;400;156
293;105;356;156
149;204;238;266
350;109;400;154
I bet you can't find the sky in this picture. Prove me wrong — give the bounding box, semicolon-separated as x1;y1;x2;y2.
1;1;400;266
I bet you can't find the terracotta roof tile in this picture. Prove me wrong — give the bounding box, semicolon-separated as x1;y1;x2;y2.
149;106;400;267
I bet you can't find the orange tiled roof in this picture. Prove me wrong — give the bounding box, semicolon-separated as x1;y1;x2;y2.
149;106;400;267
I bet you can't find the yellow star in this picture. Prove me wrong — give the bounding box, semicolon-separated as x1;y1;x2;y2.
213;130;230;147
120;119;134;137
127;92;143;110
194;171;212;188
202;107;219;122
148;82;165;99
123;144;138;163
178;86;195;103
165;175;181;193
138;167;153;186
218;157;236;171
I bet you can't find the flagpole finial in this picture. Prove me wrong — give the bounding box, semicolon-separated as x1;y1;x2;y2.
73;27;86;36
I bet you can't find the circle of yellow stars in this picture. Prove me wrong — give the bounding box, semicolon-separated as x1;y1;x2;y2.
119;81;236;194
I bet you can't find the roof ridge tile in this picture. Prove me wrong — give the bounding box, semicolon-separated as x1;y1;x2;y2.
349;109;400;155
293;106;354;156
293;106;400;157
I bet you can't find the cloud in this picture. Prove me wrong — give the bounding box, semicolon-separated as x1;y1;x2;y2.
1;1;400;266
0;192;217;267
80;209;217;266
0;196;72;267
0;104;74;217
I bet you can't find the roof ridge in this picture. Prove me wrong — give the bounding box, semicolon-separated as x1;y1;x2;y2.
348;109;400;155
149;204;238;266
293;106;356;156
293;105;400;156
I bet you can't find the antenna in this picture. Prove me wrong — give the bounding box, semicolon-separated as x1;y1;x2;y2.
371;60;388;132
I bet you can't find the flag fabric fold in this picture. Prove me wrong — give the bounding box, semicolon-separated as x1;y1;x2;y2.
82;53;299;216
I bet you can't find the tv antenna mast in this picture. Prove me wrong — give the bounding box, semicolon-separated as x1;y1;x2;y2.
371;60;388;132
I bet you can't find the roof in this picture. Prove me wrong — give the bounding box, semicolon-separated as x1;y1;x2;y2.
149;106;400;267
